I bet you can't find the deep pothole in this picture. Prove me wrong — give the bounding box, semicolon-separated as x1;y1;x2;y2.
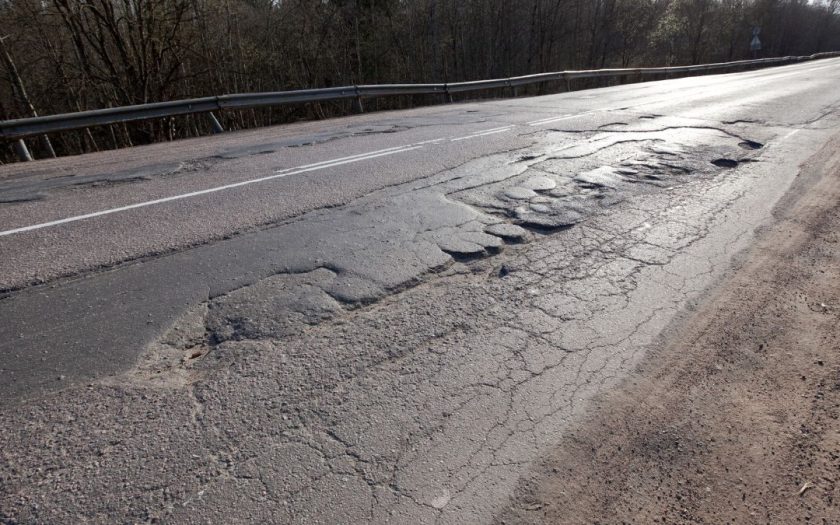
738;140;764;150
712;158;740;169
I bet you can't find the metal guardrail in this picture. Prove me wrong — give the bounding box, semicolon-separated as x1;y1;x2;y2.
2;51;839;161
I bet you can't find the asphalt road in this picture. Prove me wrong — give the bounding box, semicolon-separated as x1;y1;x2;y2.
1;58;840;523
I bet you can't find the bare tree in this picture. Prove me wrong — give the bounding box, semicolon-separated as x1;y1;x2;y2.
1;0;838;161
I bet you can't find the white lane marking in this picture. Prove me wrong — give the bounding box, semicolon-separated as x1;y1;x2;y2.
739;62;840;83
477;125;515;133
782;129;800;141
1;113;602;237
274;144;413;174
9;56;834;239
450;128;512;141
450;125;513;137
0;146;422;237
526;114;573;125
801;64;837;73
450;127;514;142
413;138;446;146
527;112;594;126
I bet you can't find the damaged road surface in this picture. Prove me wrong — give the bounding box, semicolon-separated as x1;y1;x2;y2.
2;58;840;523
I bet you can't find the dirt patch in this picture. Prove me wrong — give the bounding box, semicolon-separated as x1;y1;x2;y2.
496;134;840;524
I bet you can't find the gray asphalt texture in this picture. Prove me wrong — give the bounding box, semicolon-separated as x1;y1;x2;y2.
1;58;840;523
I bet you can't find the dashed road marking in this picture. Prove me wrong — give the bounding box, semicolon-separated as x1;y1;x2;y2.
273;145;417;174
450;126;514;142
782;129;801;141
527;112;594;126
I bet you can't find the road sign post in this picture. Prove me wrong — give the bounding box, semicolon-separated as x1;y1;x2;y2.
751;27;762;58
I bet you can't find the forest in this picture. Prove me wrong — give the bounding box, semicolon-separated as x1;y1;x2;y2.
1;0;839;160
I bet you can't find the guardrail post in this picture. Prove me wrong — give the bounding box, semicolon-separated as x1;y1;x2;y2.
208;112;225;134
13;139;33;162
352;86;365;113
445;85;453;103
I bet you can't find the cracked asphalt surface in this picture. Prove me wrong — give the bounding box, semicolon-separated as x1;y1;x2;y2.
1;58;840;523
497;132;840;525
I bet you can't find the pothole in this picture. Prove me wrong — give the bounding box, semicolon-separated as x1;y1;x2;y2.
712;158;739;169
738;140;764;150
441;248;492;263
516;221;577;236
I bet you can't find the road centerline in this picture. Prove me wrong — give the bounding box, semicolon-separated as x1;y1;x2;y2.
0;145;424;238
450;126;515;141
0;110;610;238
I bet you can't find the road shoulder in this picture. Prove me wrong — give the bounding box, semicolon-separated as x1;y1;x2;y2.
496;133;840;524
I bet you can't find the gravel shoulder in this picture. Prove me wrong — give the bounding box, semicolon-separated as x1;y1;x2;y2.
497;134;840;524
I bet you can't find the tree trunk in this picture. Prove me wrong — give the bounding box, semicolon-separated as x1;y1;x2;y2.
0;36;56;158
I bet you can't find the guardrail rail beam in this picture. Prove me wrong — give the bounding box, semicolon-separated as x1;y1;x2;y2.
1;51;838;159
